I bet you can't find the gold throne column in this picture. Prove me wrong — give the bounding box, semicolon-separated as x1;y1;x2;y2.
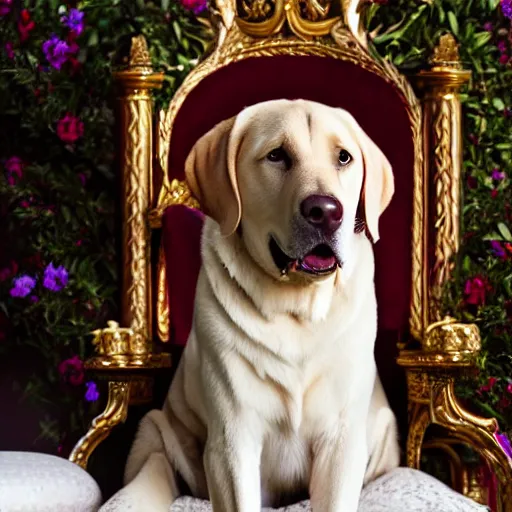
69;36;171;470
398;34;512;510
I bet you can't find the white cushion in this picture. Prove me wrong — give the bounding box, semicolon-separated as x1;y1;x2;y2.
169;468;489;511
0;451;102;512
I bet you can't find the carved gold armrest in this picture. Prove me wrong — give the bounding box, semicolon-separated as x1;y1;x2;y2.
398;317;512;510
69;321;172;470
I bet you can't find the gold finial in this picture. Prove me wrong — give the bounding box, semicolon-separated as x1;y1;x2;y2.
423;316;481;353
91;320;137;356
129;35;153;72
430;33;462;70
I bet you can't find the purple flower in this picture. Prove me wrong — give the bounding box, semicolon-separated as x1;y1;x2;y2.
495;431;512;459
4;42;14;59
492;168;506;180
10;275;36;298
0;0;12;16
501;0;512;20
42;35;70;70
61;8;85;36
43;263;69;292
498;41;508;53
85;381;99;402
484;22;494;32
490;240;506;258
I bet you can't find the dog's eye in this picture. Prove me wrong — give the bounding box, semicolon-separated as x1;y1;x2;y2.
338;150;352;166
267;147;288;163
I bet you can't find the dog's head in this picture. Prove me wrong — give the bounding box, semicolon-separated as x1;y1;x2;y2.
185;99;394;283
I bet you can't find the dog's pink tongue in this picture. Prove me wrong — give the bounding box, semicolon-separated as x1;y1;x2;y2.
302;253;336;271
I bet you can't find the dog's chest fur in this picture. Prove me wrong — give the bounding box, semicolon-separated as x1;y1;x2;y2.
170;221;378;504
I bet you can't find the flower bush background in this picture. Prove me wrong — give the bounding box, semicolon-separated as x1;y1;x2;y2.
0;0;511;454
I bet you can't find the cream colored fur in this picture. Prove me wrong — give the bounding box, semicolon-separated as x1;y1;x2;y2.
108;100;400;512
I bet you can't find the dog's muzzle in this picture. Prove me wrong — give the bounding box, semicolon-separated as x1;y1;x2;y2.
269;236;340;277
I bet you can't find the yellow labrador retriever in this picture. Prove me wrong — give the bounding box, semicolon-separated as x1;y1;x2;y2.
117;99;400;512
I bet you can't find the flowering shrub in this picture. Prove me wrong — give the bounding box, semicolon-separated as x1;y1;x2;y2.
0;0;209;449
0;0;510;453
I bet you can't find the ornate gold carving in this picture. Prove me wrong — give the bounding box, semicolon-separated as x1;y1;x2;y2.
150;179;200;228
430;381;512;507
430;33;462;71
85;352;171;371
69;381;130;469
114;37;164;353
423;317;481;353
299;0;330;21
407;370;430;404
406;402;431;469
129;34;152;72
91;321;136;356
242;0;273;20
235;0;341;39
233;0;369;45
412;34;470;323
429;99;457;319
156;244;170;342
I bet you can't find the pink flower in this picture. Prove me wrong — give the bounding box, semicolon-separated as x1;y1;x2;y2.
507;383;512;394
56;113;84;143
18;9;35;43
58;355;84;386
4;156;23;185
180;0;207;14
499;54;510;65
479;377;498;393
464;276;488;306
466;175;478;189
491;189;499;198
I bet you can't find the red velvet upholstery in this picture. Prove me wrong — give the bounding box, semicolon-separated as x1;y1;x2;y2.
162;54;414;431
162;205;204;346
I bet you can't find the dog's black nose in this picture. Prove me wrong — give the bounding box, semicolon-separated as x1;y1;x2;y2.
300;195;343;234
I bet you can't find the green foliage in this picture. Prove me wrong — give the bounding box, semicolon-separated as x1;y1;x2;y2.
0;0;209;449
0;0;510;451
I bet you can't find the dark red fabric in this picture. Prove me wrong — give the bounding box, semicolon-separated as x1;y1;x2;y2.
162;54;413;424
162;205;204;346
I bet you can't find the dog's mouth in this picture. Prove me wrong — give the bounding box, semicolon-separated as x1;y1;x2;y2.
269;236;339;277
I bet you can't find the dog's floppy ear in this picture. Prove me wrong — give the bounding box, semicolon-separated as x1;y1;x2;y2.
348;117;394;243
185;116;243;237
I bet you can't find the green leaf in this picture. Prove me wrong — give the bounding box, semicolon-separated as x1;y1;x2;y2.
492;97;505;111
498;223;512;242
162;0;170;10
447;12;459;36
173;21;182;42
87;30;99;47
473;32;491;50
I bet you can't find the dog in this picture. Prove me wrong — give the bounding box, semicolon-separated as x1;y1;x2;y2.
113;99;400;512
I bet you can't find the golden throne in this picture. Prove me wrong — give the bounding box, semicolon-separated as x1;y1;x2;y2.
5;0;509;510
